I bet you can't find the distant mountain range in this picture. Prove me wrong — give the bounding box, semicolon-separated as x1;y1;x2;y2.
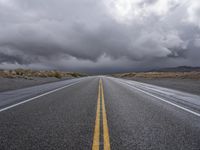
150;66;200;72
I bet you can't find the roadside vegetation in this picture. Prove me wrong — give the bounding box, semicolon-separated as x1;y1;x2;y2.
0;69;87;79
112;72;200;80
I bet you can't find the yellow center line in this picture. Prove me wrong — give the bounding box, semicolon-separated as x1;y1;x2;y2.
101;79;111;150
92;79;111;150
92;80;101;150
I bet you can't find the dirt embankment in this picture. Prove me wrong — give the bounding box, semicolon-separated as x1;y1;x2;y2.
0;69;87;79
0;69;87;92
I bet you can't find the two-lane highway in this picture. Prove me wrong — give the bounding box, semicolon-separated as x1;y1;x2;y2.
0;76;200;150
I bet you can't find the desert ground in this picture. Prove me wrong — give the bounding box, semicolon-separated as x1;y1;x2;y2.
112;71;200;95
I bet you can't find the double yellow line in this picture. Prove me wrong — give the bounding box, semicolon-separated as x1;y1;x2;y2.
92;79;111;150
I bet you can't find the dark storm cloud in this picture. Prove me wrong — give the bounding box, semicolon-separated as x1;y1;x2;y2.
0;0;200;73
0;52;28;64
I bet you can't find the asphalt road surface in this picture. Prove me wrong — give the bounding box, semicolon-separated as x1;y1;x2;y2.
0;76;200;150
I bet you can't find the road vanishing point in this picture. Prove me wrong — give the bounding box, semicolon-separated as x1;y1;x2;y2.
0;76;200;150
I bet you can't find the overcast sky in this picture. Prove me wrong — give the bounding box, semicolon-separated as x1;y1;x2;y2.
0;0;200;73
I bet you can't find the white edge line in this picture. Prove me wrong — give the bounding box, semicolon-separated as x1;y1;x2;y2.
116;80;200;117
0;80;83;113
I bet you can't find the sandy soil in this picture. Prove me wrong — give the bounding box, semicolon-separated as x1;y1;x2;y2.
123;77;200;96
0;77;72;92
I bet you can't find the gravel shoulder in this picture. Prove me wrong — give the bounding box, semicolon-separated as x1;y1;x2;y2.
122;77;200;96
0;77;72;92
